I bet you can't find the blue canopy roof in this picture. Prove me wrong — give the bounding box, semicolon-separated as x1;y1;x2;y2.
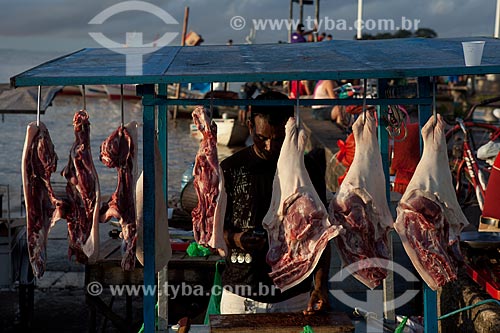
11;36;500;87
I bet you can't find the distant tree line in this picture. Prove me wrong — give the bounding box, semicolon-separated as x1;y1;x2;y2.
358;28;438;40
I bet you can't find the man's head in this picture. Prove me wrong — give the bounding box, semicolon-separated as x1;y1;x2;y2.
248;91;293;161
296;23;305;34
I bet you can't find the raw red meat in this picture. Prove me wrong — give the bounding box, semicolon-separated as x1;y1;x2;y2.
328;112;394;289
191;106;227;254
60;110;101;263
263;117;342;291
394;114;469;290
100;122;138;271
22;122;60;278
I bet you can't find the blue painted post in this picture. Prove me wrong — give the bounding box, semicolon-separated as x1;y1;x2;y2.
157;84;168;195
417;77;438;333
377;79;396;325
142;84;157;333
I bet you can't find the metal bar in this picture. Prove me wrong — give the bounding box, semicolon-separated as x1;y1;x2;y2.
13;67;500;88
150;97;433;107
377;79;396;326
142;84;156;333
417;76;438;333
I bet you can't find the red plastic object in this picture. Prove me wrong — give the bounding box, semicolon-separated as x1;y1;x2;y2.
465;263;500;300
171;241;190;252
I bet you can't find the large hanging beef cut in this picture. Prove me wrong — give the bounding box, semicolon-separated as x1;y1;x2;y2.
22;121;61;278
100;121;139;271
263;117;342;291
328;112;394;289
191;106;227;254
61;110;101;263
394;114;469;290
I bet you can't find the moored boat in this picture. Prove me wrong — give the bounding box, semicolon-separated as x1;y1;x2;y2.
190;117;249;146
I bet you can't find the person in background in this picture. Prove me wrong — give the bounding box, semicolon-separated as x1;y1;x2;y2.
289;80;312;99
291;23;316;43
219;91;331;315
325;34;333;41
312;80;349;128
318;32;326;42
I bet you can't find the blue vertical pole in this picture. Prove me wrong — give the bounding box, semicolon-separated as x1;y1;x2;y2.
142;84;157;333
157;84;168;196
418;76;438;333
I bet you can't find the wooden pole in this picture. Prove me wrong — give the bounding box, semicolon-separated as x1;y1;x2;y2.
495;0;500;38
314;0;320;42
173;6;189;120
299;0;304;24
289;0;294;43
357;0;363;39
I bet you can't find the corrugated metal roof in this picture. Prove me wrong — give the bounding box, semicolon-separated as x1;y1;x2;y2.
11;37;500;87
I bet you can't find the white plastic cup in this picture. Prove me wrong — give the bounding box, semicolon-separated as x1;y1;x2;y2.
462;41;485;66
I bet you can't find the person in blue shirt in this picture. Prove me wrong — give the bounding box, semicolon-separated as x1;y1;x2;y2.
291;23;316;43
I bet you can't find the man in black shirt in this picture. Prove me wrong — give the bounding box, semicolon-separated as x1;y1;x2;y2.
219;91;331;314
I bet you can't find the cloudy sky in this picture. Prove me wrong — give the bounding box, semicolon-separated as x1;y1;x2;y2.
0;0;497;81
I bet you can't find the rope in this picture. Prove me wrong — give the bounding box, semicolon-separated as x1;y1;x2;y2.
438;299;500;320
82;85;86;110
36;85;41;127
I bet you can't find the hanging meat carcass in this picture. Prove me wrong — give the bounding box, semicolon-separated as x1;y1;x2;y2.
22;122;61;278
394;114;469;290
191;106;227;254
100;121;139;271
61;110;101;263
135;135;172;272
263;117;342;291
328;112;394;289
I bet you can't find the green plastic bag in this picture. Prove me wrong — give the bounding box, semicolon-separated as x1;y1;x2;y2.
186;242;212;257
204;260;224;324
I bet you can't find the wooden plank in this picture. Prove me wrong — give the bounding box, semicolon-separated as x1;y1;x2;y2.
209;312;354;333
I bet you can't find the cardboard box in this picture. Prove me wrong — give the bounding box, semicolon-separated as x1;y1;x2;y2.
185;31;203;46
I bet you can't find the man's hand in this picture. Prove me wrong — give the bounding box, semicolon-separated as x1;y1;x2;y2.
303;288;330;315
235;231;267;251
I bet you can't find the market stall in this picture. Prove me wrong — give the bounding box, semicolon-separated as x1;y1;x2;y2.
10;36;500;332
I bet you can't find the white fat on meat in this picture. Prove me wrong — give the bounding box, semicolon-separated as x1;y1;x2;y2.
191;106;227;255
394;114;468;291
328;111;394;289
263;117;342;292
136;135;172;272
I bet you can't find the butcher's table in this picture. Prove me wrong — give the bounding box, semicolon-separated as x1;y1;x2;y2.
85;238;221;332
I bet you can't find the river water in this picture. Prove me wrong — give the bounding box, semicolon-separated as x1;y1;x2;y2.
0;93;241;218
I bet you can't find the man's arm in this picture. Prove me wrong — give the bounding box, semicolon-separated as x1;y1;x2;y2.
304;242;331;314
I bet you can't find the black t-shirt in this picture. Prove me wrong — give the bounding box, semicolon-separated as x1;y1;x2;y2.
220;146;326;303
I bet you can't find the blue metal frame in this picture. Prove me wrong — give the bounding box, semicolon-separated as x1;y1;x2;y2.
141;84;157;333
11;37;499;332
417;77;438;333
